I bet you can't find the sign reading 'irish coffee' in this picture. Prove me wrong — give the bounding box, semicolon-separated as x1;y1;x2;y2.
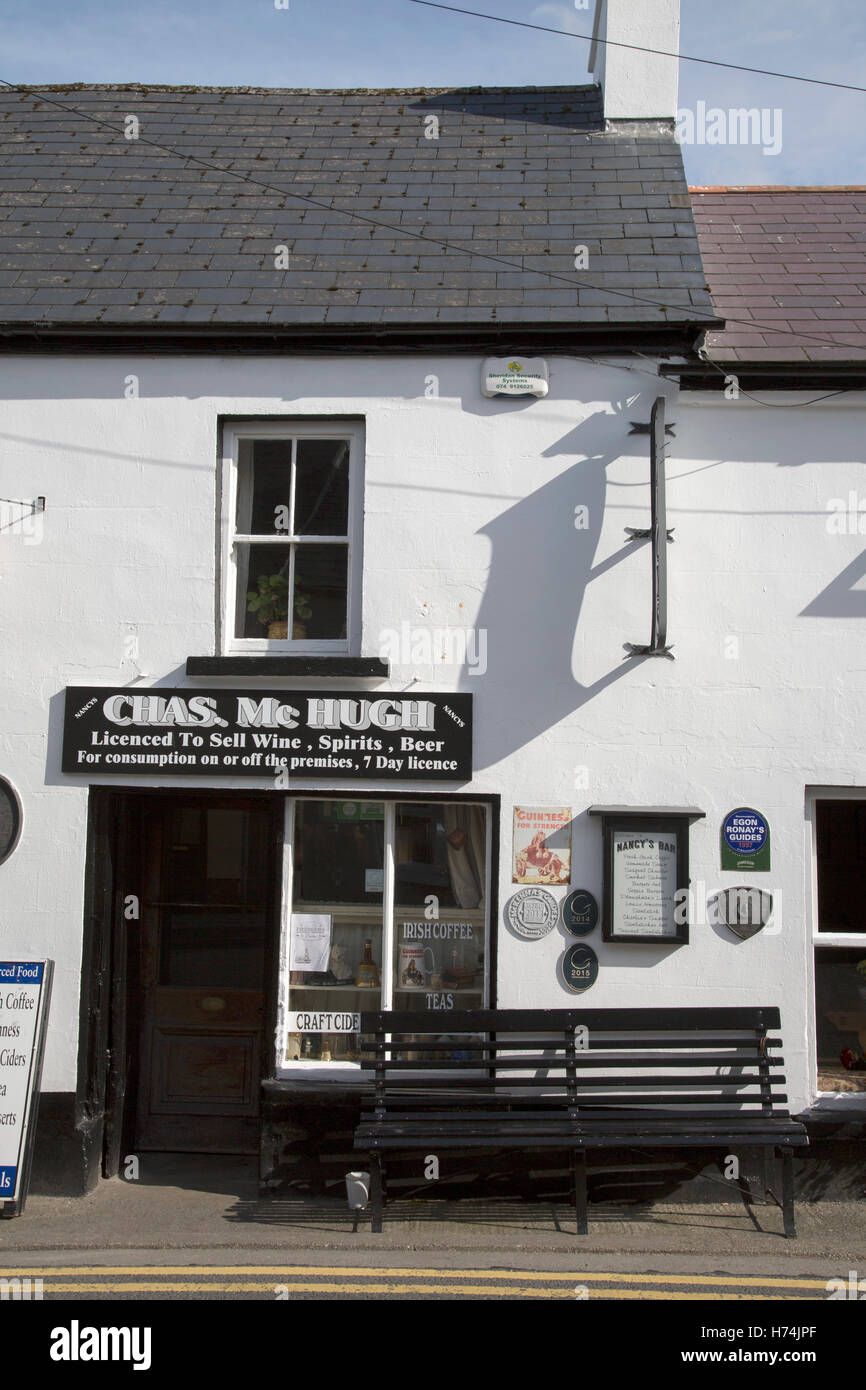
62;688;472;782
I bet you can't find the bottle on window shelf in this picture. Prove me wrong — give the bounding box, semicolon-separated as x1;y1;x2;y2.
355;938;380;988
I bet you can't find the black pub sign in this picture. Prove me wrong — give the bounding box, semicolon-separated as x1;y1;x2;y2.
62;687;472;782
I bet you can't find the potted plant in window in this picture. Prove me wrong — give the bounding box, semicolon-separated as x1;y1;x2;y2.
246;574;312;639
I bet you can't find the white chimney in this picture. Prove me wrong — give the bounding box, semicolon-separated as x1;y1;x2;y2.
589;0;680;122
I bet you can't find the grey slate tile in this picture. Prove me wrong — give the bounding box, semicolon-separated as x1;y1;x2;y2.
0;83;710;332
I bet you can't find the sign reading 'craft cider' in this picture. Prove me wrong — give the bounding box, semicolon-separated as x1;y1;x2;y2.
62;689;472;782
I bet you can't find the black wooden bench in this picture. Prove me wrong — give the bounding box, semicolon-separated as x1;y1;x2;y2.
354;1007;808;1236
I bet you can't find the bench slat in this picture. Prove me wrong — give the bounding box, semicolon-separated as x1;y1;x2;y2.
358;1054;784;1070
361;1007;782;1031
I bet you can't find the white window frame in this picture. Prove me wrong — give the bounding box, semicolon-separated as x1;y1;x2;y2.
807;786;866;1106
219;420;364;656
274;796;493;1082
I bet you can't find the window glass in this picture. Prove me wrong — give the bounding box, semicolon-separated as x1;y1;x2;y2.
817;801;866;931
295;439;349;535
232;433;351;644
293;545;348;640
240;440;293;535
158;806;271;988
235;543;291;641
393;803;487;1021
286;801;385;1063
815;947;866;1092
283;799;491;1068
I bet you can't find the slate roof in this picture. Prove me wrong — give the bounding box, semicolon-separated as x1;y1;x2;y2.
0;84;714;337
691;186;866;364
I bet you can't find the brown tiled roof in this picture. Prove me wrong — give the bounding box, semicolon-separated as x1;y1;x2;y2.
691;186;866;363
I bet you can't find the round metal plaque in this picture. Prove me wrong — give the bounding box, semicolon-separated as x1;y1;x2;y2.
562;888;599;937
561;943;599;994
0;778;22;866
506;887;559;940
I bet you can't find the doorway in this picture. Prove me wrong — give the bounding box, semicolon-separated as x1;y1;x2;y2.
128;795;280;1153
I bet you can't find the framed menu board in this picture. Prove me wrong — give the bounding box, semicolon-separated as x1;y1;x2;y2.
589;810;702;944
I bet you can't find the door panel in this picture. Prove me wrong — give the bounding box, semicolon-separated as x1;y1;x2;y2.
134;799;276;1154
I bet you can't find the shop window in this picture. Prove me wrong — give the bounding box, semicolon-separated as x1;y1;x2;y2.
815;948;866;1093
816;800;866;933
814;799;866;1092
221;421;363;654
283;799;490;1067
393;803;486;1013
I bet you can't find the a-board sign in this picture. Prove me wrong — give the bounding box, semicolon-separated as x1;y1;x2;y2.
0;960;53;1215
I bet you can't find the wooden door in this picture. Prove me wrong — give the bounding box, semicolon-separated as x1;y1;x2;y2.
134;799;277;1153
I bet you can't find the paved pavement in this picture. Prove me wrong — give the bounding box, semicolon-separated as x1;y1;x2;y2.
3;1156;866;1265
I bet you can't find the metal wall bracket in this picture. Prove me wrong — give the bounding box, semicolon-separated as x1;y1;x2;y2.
625;526;674;542
629;421;675;436
624;641;675;659
626;396;674;659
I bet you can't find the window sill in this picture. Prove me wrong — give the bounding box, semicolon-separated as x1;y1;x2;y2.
186;656;389;677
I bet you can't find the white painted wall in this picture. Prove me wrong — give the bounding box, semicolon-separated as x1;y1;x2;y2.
590;0;680;121
1;353;864;1112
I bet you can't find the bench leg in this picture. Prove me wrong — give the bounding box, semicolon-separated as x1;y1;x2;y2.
779;1148;797;1240
572;1150;588;1235
370;1153;384;1234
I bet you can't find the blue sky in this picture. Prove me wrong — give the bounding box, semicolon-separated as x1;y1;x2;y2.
3;0;865;184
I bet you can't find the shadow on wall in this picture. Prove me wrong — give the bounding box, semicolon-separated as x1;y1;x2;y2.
473;396;651;772
800;552;866;619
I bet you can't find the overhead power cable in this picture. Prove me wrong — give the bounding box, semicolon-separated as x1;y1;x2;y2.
407;0;866;95
1;76;866;357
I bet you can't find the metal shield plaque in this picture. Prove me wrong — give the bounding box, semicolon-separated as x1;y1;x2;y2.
562;889;599;936
561;944;599;993
506;887;559;940
715;887;774;940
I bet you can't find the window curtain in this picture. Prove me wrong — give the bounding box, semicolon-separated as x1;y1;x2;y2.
443;804;486;909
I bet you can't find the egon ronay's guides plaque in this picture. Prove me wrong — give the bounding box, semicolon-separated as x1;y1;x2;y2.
0;961;53;1211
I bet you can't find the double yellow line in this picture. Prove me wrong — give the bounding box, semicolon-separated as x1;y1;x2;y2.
0;1265;829;1299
